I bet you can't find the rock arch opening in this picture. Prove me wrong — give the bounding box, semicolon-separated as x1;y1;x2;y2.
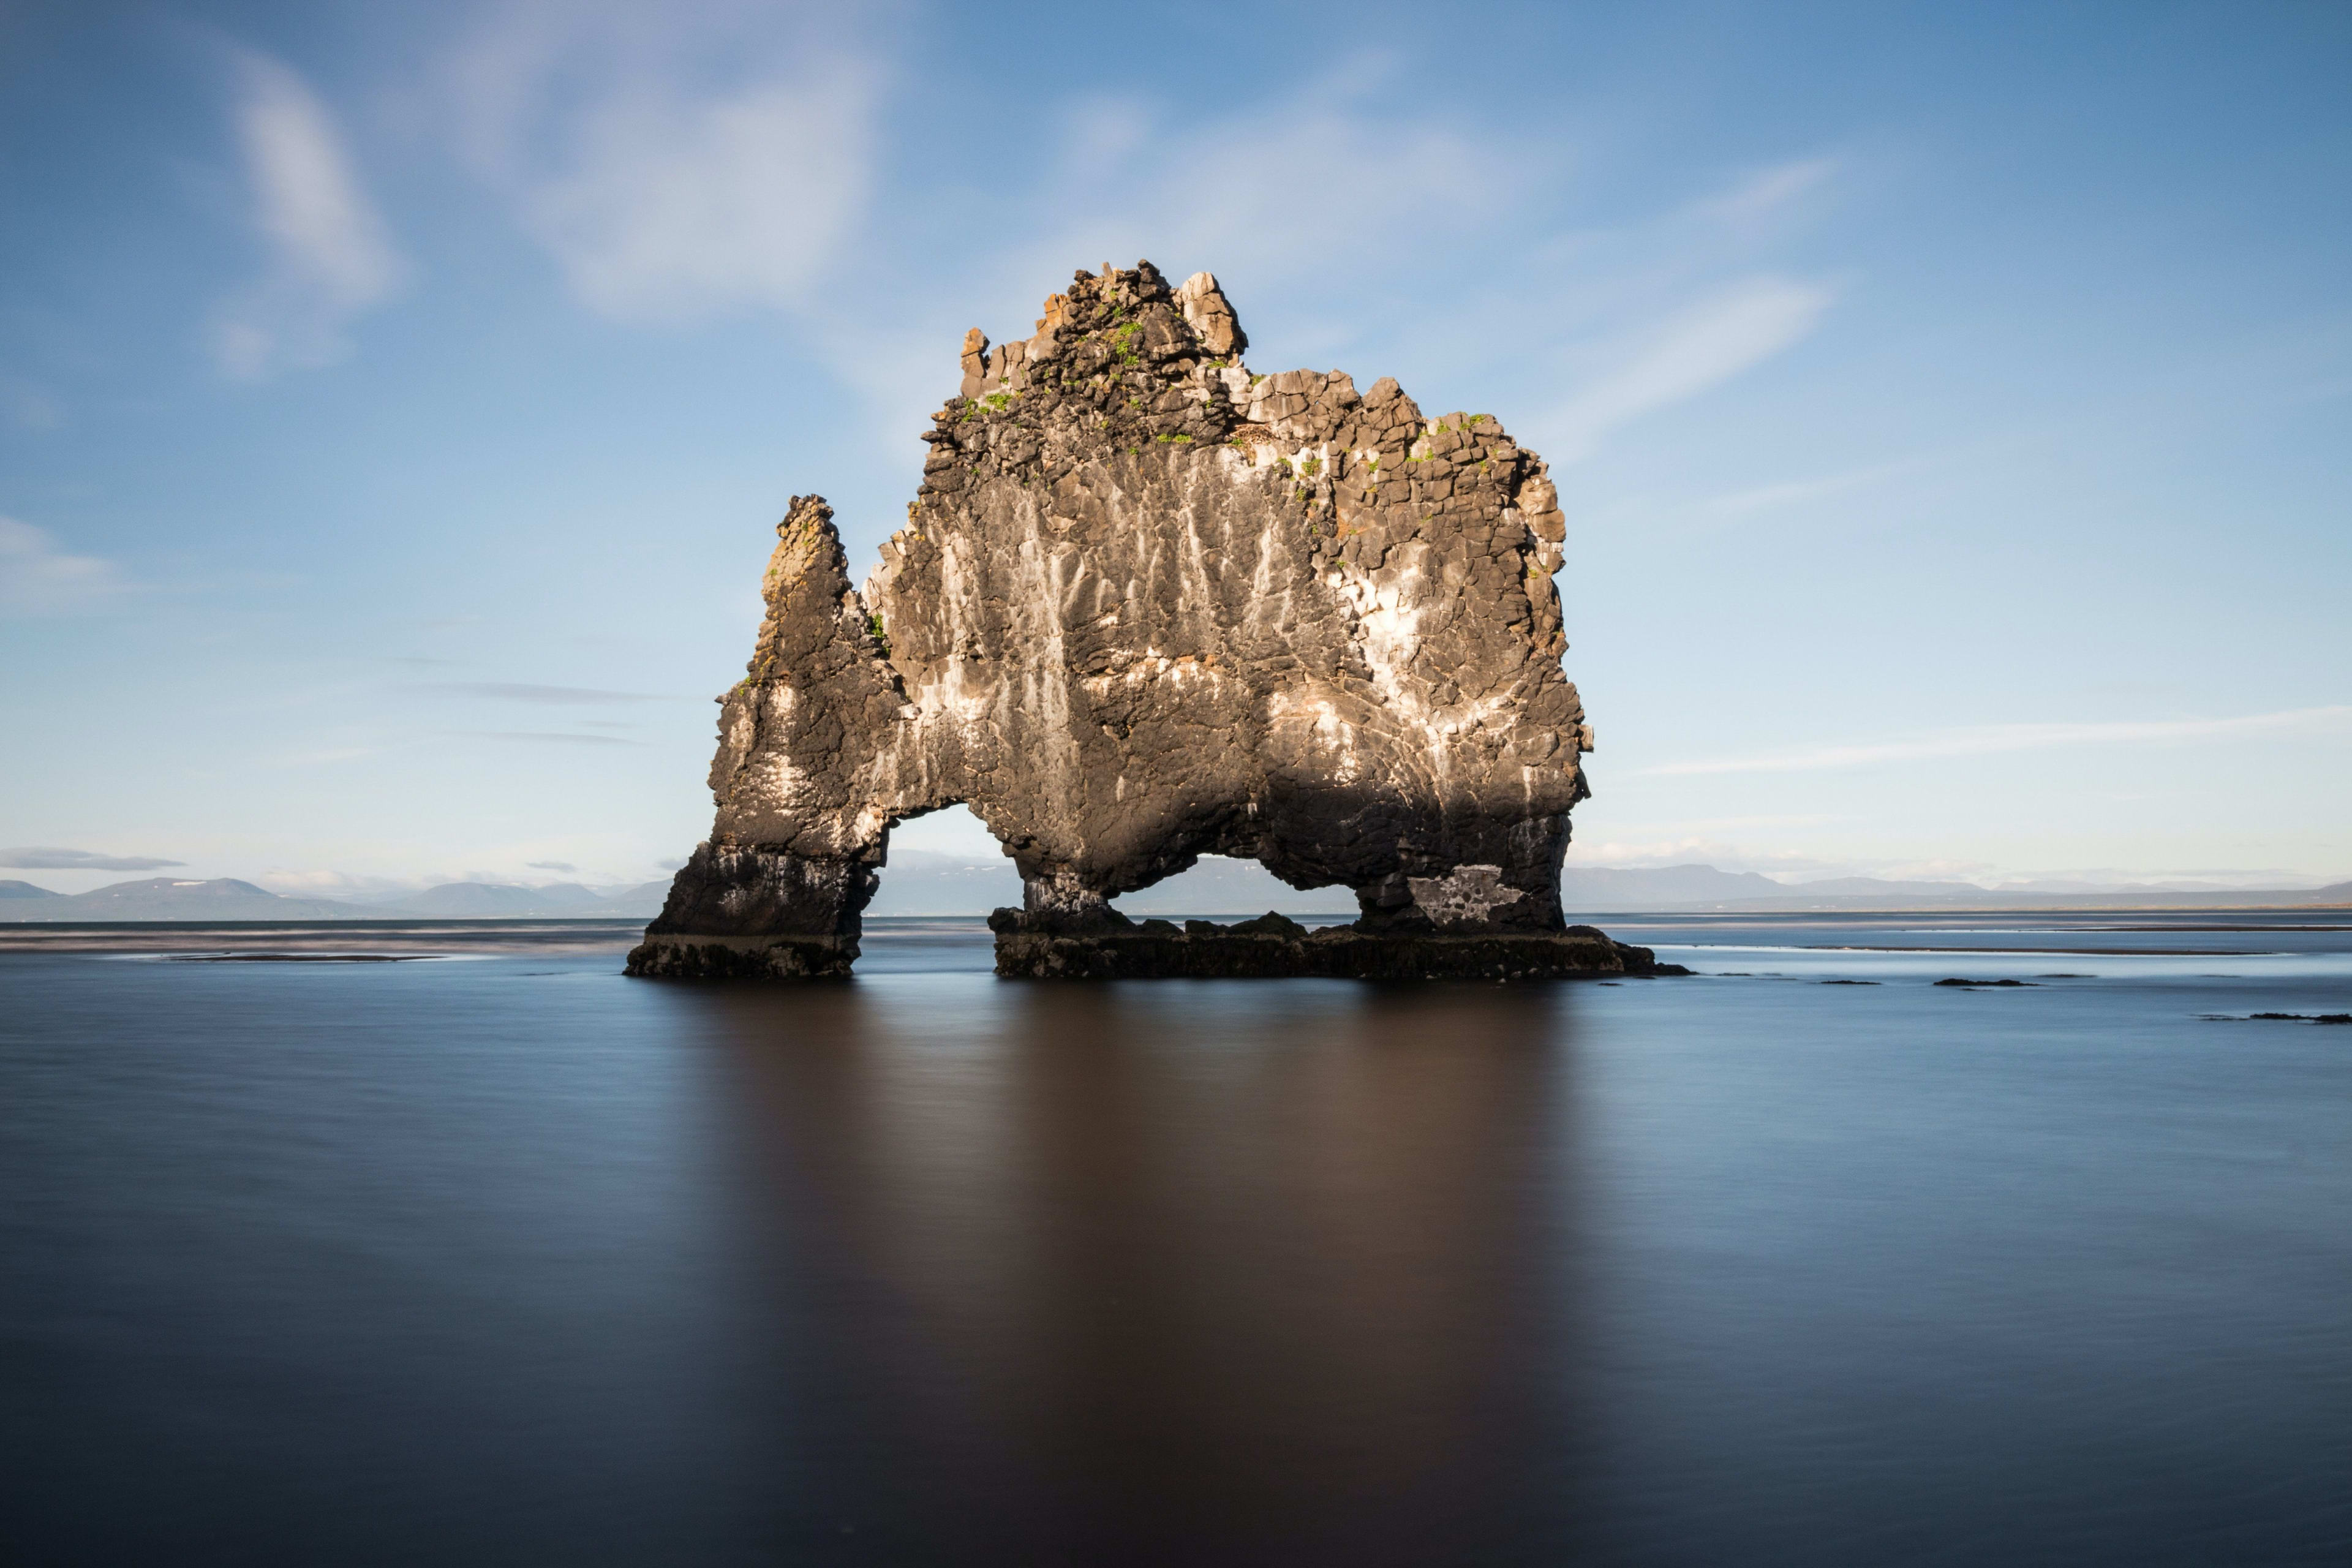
866;805;1021;918
1110;855;1354;922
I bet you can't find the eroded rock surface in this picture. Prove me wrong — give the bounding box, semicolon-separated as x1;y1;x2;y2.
628;262;1662;981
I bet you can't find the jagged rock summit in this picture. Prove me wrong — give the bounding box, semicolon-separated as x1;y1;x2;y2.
628;262;1673;981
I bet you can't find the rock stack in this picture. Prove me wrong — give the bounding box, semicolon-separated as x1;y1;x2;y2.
627;262;1676;981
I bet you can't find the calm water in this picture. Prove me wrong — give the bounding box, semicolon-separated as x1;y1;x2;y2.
2;913;2348;1565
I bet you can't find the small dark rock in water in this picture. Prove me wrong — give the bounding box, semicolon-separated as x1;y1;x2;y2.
2037;973;2095;979
628;262;1665;984
2249;1012;2352;1024
1820;979;1879;986
1935;978;2036;988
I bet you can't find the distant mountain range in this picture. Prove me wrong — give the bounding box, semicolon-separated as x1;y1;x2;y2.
1557;865;1789;904
0;877;385;921
1553;865;2352;911
0;858;1355;923
0;876;675;923
865;851;1024;916
2;862;2345;923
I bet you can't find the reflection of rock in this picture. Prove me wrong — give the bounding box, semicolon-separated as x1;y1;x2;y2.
702;981;1590;1554
628;261;1671;981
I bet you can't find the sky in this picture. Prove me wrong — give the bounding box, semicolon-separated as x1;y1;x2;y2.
2;0;2348;897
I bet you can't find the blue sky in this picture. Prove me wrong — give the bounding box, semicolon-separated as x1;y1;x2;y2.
2;0;2348;896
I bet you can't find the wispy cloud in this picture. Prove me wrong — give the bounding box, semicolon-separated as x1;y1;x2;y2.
450;4;876;322
1645;705;2352;777
211;49;405;379
527;68;873;320
2;846;186;870
431;14;1842;489
526;859;576;872
435;12;1842;491
1705;461;1904;517
1551;276;1834;460
464;729;647;746
426;682;668;704
0;517;123;613
1001;111;1844;474
274;745;379;766
1009;59;1515;301
783;54;1559;456
1;374;62;432
1698;158;1836;224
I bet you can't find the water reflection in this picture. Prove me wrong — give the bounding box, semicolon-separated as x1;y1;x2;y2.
9;931;2348;1562
676;979;1596;1562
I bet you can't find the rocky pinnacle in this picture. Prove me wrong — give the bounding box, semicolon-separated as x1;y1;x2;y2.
627;262;1671;981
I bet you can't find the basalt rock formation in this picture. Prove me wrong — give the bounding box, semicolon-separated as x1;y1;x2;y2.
627;262;1675;981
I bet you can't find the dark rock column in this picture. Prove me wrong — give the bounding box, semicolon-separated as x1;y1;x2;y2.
625;843;877;979
623;492;914;980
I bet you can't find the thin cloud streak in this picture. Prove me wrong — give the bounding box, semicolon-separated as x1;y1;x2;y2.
1646;705;2352;777
275;745;379;766
462;730;648;746
1699;158;1836;223
1706;461;1904;516
2;847;187;870
426;682;669;704
1551;276;1834;460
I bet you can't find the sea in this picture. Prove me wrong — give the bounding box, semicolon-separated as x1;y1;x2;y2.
2;911;2348;1566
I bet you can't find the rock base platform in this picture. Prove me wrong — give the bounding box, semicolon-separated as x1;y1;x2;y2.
624;933;857;980
988;911;1689;981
